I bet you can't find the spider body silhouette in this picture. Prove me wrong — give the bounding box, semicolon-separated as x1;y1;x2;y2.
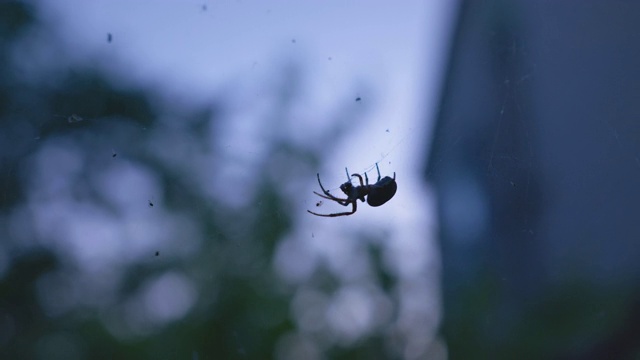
307;163;397;217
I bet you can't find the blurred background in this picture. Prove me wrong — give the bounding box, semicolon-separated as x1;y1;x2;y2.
3;1;640;359
0;1;449;359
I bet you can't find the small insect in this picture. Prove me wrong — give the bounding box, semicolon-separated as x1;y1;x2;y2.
148;200;154;207
307;163;397;217
316;201;323;207
355;97;361;102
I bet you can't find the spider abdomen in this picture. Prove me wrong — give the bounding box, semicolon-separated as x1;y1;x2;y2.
366;176;397;207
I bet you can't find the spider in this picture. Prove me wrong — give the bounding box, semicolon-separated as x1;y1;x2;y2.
307;163;397;217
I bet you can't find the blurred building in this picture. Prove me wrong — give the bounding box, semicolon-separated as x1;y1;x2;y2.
426;1;640;358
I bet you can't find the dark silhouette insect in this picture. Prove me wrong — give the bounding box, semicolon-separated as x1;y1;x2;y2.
307;163;397;217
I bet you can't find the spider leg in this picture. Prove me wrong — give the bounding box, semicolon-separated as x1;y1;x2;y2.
312;191;350;206
307;200;357;217
375;163;381;182
316;173;336;198
351;173;365;186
